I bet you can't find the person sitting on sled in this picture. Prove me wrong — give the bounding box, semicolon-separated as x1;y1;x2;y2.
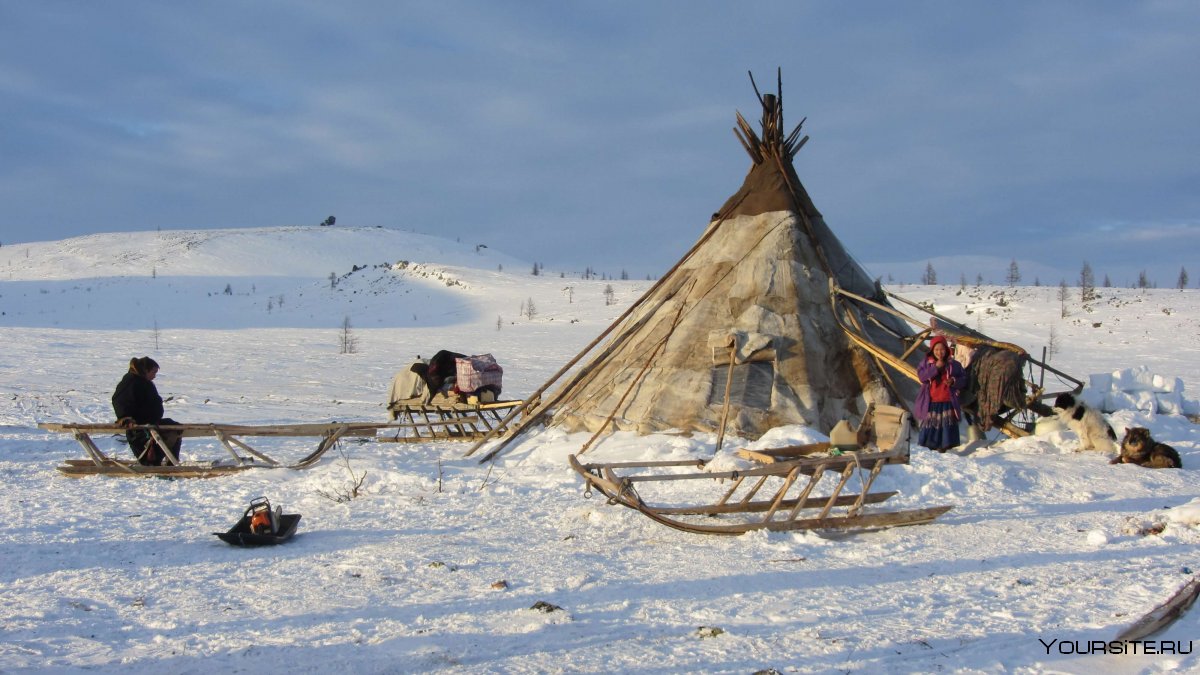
111;356;183;465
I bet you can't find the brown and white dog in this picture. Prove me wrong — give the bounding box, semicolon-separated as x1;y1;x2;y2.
1111;427;1183;469
1052;393;1118;453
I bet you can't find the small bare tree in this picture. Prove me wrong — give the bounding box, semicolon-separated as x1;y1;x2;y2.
1047;325;1060;359
1058;280;1070;318
340;316;358;354
603;284;615;305
316;448;367;503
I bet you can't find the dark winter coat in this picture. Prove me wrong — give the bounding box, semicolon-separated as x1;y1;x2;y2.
112;372;180;465
112;372;165;424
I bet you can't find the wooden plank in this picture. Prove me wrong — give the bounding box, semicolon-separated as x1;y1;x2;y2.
577;459;709;470
652;491;899;515
57;463;257;478
613;449;908;483
647;505;953;535
39;420;477;437
736;442;830;463
41;422;375;437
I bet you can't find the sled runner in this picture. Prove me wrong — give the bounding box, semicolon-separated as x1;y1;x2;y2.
569;405;951;535
382;399;527;443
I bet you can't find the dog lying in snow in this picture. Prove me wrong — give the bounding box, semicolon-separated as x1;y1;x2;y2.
1111;427;1182;469
1052;393;1118;453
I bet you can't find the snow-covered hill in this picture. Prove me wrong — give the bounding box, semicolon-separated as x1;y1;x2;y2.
1;227;1197;673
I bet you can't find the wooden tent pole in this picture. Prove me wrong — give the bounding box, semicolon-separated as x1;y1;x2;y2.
465;193;750;461
714;347;737;453
577;288;694;454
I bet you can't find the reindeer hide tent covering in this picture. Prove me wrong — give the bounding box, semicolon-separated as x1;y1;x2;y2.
545;78;920;439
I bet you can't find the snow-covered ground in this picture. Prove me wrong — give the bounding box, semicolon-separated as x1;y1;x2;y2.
2;227;1198;673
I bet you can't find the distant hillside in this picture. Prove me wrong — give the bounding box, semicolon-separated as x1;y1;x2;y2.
0;226;535;330
0;226;527;281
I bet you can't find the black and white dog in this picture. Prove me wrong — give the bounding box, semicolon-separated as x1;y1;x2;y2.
1052;393;1118;453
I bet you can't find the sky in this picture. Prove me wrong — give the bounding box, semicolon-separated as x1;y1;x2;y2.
2;1;1198;284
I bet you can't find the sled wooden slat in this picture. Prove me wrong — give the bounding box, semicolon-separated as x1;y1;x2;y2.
577;446;911;484
652;490;898;515
40;422;381;437
56;459;260;479
382;399;525;443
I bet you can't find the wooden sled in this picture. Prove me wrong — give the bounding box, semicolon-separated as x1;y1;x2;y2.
570;446;950;536
569;405;951;536
382;398;526;443
40;418;503;477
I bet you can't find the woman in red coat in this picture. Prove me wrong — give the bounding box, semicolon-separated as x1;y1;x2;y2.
914;336;966;452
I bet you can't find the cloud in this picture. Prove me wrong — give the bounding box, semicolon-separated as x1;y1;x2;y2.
1;2;1198;279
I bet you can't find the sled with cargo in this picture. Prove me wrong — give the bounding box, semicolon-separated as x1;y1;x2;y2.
569;404;952;535
382;397;529;443
39;418;505;478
